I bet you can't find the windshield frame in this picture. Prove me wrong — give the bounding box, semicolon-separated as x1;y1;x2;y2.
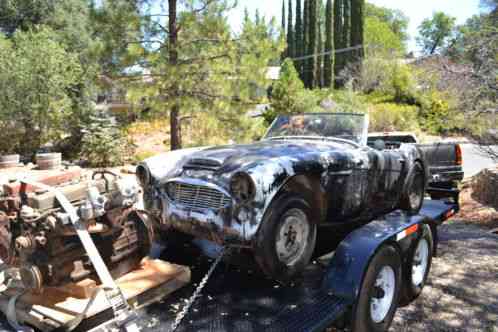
262;112;369;146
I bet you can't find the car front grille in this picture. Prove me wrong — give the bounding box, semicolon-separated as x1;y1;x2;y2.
166;182;231;210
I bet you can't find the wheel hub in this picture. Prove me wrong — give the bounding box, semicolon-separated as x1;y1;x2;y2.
412;238;429;286
275;209;309;266
370;265;396;323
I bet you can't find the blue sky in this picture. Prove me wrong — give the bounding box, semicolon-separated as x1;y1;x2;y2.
227;0;483;53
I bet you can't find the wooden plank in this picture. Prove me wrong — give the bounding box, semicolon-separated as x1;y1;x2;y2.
0;258;190;332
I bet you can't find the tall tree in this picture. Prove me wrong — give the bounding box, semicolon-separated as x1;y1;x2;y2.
305;0;317;88
324;0;334;87
294;0;303;73
342;0;351;61
334;0;344;81
281;0;286;58
301;0;309;82
350;0;365;61
315;0;324;87
287;0;294;58
417;11;456;55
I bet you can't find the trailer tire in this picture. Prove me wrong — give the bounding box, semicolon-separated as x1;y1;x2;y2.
254;194;317;284
351;244;401;332
400;225;433;306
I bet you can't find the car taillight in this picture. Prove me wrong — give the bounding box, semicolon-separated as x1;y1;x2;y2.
455;144;463;165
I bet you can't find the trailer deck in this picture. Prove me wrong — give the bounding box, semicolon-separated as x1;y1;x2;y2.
108;198;458;332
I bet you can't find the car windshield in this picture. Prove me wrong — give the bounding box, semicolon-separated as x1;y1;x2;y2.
264;113;369;145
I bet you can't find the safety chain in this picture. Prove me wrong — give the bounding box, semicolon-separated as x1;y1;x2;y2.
170;247;228;332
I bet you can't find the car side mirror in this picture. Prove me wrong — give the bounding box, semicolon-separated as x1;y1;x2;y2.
373;139;386;151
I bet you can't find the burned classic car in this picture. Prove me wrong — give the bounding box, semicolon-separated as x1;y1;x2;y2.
137;113;427;281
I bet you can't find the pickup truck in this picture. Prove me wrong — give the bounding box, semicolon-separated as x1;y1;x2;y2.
367;132;464;192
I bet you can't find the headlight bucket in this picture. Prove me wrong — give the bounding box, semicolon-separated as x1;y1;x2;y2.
230;172;255;203
136;164;151;187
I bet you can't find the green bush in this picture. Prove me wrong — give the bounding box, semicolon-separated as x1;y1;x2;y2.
80;113;134;167
369;103;420;132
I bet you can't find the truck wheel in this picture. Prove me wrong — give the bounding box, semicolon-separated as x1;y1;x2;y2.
351;245;402;332
400;225;433;306
254;194;317;284
400;162;425;214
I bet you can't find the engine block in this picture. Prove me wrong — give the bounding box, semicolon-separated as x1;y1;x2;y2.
0;170;154;292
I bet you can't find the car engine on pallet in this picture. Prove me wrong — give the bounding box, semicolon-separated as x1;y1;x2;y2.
0;169;154;293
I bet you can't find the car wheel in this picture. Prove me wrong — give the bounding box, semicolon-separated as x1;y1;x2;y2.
351;245;402;332
400;225;433;306
400;162;425;214
254;194;317;284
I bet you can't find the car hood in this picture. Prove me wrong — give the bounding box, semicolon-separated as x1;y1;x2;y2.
183;139;356;173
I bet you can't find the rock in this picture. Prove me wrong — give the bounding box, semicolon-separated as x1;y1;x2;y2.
472;168;498;209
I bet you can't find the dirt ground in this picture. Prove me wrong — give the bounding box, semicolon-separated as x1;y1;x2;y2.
391;220;498;332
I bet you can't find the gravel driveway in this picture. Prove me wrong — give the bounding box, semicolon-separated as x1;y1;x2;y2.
392;221;498;332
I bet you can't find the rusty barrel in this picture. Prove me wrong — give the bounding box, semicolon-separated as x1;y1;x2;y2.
0;154;20;169
36;153;62;170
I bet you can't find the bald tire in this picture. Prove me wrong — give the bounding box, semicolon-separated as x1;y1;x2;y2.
254;194;317;284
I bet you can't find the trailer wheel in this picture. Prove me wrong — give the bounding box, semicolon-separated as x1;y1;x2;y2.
400;225;433;306
351;245;401;332
254;194;317;284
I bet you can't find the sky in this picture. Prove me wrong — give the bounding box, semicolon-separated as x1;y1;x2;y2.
227;0;483;53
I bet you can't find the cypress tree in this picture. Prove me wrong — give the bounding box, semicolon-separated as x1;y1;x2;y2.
301;0;309;83
342;0;351;67
334;0;343;81
287;0;294;59
317;18;323;87
324;0;334;87
281;0;286;58
350;0;365;61
294;0;303;74
306;0;317;88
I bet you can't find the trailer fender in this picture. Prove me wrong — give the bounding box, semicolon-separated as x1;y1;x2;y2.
322;212;430;300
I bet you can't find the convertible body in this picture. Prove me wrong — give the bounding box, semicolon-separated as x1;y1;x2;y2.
138;113;426;245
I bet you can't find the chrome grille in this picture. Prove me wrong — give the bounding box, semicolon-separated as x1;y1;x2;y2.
166;182;231;210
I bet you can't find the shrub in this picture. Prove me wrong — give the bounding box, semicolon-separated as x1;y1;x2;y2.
369;103;420;132
80;113;134;167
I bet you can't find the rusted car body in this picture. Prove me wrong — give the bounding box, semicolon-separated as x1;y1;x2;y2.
138;113;427;281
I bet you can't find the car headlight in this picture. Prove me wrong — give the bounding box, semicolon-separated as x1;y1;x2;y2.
136;164;151;187
230;172;255;202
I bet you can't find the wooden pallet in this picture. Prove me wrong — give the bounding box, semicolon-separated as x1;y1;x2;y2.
0;258;191;331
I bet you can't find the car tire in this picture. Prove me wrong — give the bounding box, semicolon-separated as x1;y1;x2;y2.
399;225;433;306
351;244;402;332
400;162;425;214
254;194;317;284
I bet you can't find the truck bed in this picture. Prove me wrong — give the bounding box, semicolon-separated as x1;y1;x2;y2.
95;198;458;332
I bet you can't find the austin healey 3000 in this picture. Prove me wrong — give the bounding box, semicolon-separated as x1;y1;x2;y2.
137;113;428;281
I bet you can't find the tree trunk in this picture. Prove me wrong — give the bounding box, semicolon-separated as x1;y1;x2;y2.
169;0;181;150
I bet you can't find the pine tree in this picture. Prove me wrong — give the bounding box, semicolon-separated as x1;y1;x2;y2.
287;0;294;58
350;0;365;61
306;0;318;88
294;0;303;73
324;0;334;87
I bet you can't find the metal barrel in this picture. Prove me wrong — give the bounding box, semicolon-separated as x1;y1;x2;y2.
0;154;20;169
36;153;62;170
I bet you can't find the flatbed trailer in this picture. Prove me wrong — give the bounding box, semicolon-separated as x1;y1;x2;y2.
86;192;459;332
